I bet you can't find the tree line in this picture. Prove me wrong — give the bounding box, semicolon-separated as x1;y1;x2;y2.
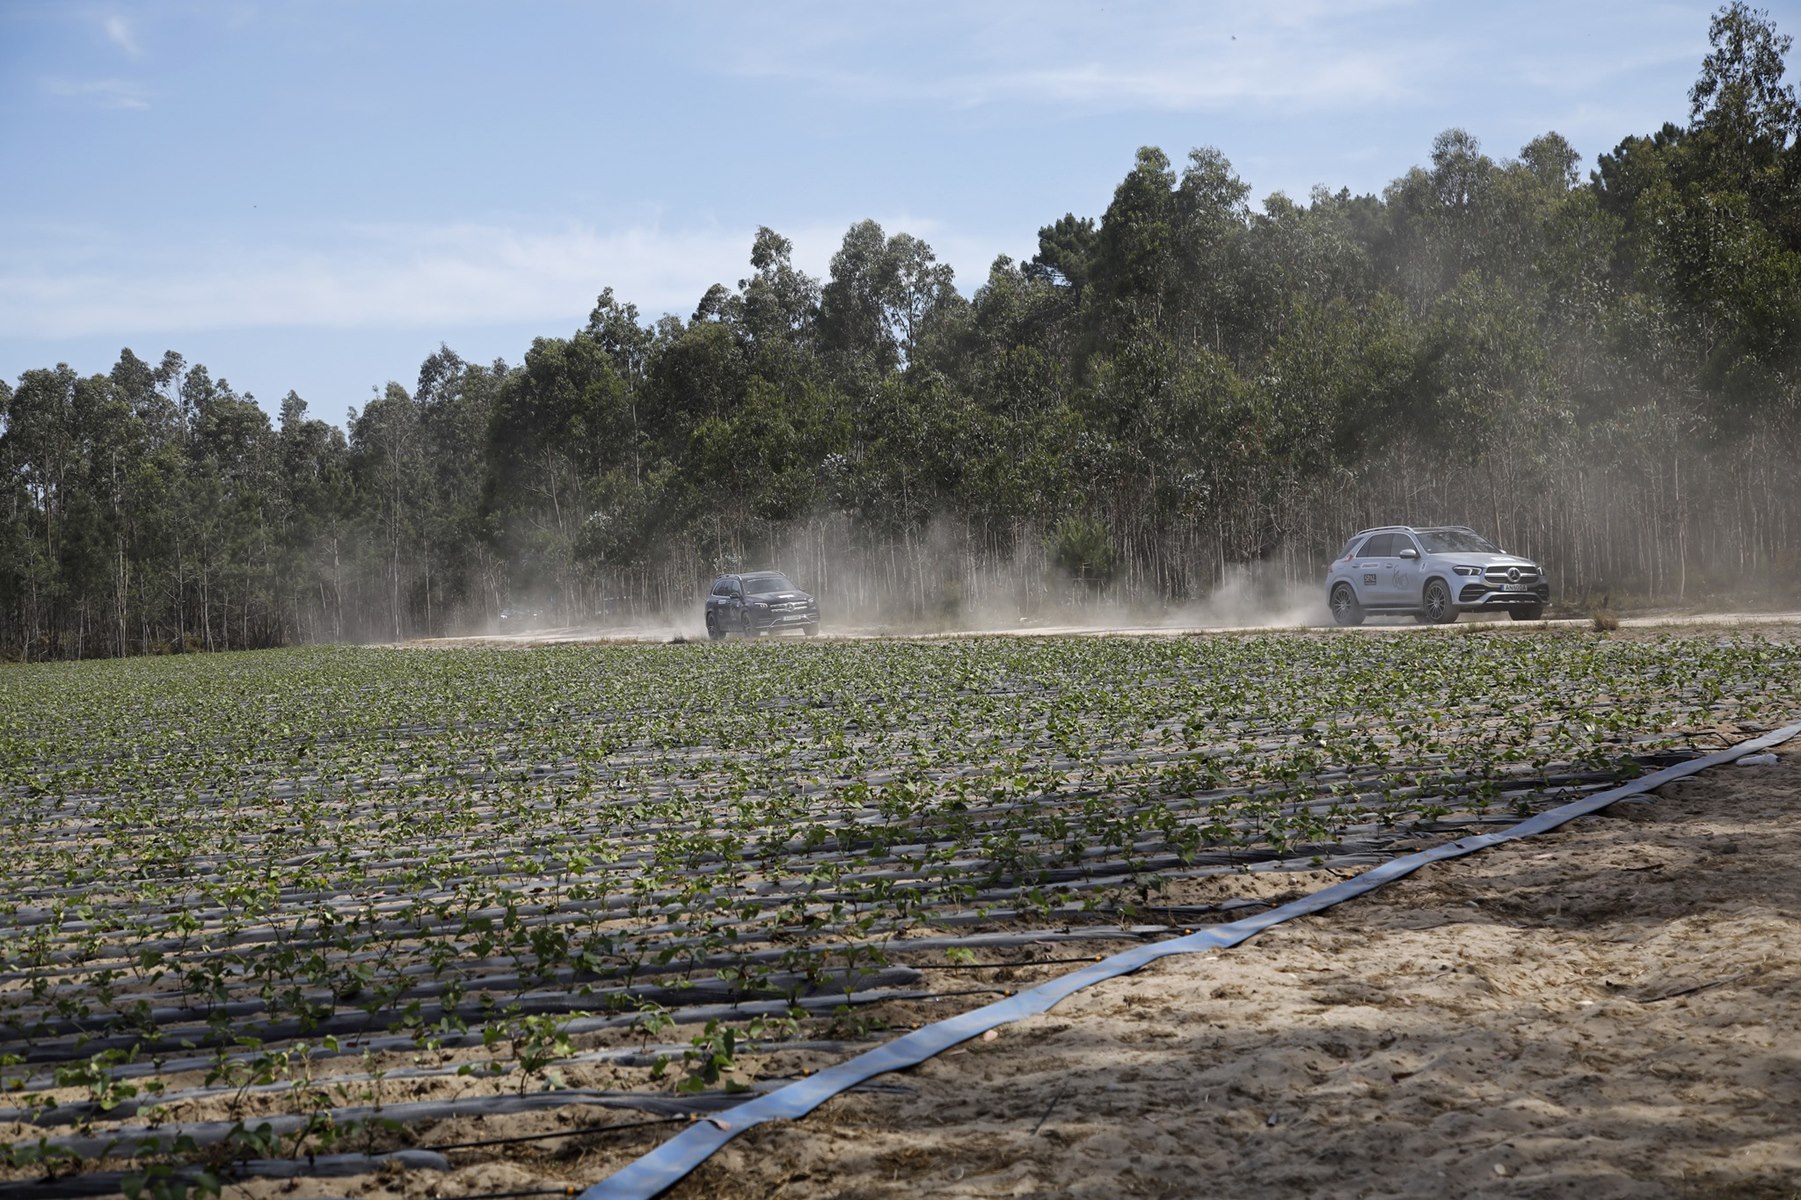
4;3;1798;659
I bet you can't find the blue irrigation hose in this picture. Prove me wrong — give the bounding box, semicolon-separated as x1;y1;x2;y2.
579;722;1801;1200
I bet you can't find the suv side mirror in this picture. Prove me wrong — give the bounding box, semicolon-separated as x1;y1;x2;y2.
1399;547;1419;560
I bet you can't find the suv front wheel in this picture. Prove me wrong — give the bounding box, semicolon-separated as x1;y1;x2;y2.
1421;579;1456;624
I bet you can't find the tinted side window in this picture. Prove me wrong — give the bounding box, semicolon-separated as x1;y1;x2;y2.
1394;534;1421;556
711;578;732;596
1360;533;1395;557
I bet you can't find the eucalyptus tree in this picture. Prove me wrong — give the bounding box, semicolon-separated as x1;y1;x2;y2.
2;367;78;654
484;332;656;612
415;347;503;629
739;227;822;366
105;351;179;631
1235;187;1377;354
582;289;655;484
641;317;746;448
0;378;23;649
349;382;425;641
276;391;353;641
1381;130;1501;312
967;254;1080;379
1590;3;1800;424
584;287;656;386
1688;0;1800;195
60;369;135;656
819;219;901;387
886;232;962;367
1086;147;1181;344
102;350;195;653
1684;0;1801;413
950;258;1084;533
1168;146;1254;359
121;361;279;651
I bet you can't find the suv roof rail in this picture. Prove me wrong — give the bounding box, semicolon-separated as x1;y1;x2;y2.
1352;523;1485;538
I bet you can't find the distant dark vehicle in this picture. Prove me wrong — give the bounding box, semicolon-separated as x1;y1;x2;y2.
705;572;819;638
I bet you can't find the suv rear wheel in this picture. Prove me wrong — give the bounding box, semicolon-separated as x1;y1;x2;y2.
1330;584;1364;627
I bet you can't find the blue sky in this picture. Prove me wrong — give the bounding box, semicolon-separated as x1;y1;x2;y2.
0;1;1758;427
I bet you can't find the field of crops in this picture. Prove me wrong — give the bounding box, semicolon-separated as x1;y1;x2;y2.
4;627;1800;1195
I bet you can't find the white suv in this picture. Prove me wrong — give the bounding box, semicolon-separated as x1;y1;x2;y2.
1326;526;1549;626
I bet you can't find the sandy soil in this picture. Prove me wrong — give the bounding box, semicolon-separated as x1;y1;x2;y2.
631;746;1801;1200
165;738;1799;1200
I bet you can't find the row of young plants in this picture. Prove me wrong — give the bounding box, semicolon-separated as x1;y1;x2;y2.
2;628;1798;1182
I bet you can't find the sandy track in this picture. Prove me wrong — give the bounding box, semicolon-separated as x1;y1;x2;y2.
404;611;1801;648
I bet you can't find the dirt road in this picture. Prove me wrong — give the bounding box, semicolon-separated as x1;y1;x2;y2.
404;610;1801;648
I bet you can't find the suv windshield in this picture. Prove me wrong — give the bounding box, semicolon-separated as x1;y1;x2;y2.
742;573;795;596
1418;529;1500;554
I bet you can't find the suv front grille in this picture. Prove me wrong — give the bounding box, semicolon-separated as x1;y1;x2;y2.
1482;566;1540;584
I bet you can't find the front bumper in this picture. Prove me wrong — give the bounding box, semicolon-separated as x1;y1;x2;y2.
748;608;819;631
1457;582;1550;609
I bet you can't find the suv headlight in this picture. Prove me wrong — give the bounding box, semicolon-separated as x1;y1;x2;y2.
1452;565;1481;577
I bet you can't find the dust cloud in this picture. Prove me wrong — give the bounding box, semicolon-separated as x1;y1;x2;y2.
431;551;1331;647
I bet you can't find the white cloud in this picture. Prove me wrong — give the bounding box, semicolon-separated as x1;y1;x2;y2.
0;214;1013;344
102;13;143;57
0;221;794;339
45;77;150;110
716;0;1428;112
961;54;1414;110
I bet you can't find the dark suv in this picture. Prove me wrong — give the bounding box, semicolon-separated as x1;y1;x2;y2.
705;572;820;638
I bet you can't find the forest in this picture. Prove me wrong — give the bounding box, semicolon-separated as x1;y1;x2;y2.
2;3;1797;659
